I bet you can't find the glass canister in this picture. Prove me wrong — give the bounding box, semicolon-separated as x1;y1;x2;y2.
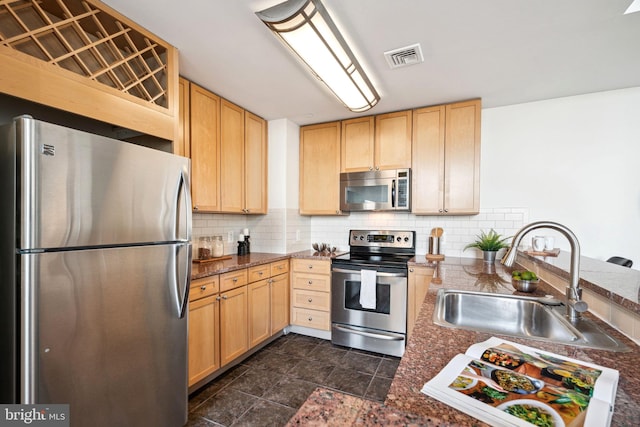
198;236;212;259
212;235;224;258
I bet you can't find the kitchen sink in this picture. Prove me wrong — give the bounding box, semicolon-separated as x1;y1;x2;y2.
433;289;628;352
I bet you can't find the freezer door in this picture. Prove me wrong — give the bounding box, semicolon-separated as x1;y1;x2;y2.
15;117;191;250
21;244;190;427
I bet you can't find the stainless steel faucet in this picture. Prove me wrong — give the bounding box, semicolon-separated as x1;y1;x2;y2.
501;221;588;322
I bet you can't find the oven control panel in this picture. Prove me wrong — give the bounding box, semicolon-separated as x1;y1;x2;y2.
349;230;415;248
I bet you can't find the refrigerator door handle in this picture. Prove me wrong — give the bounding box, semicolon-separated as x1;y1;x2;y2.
175;169;192;242
174;244;191;319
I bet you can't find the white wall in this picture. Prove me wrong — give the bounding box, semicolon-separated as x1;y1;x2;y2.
481;87;640;268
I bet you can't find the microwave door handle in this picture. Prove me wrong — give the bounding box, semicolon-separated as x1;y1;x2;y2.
391;179;396;208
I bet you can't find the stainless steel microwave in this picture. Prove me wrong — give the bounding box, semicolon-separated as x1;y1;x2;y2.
340;169;411;212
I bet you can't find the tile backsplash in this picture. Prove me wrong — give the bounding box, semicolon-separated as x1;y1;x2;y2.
193;207;528;259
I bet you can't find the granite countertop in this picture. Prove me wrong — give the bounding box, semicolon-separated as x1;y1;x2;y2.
191;250;345;280
289;256;640;425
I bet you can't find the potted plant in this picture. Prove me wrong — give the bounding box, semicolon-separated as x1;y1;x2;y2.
464;229;512;263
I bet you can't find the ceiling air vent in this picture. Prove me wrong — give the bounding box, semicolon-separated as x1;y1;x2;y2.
384;43;424;69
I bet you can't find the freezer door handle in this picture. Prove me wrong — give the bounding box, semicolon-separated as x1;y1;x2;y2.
175;169;192;242
174;244;191;318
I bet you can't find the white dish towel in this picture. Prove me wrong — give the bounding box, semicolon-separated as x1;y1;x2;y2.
359;269;378;309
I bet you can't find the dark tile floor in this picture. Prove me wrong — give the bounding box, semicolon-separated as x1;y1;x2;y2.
187;333;400;426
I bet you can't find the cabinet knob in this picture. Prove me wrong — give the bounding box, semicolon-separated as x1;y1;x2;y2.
308;317;313;321
444;209;449;213
308;298;313;303
409;269;414;273
200;285;207;291
193;205;199;211
258;271;263;276
439;209;444;213
375;166;380;171
216;296;221;301
308;280;313;285
233;278;238;282
369;166;373;171
222;295;228;300
308;265;313;269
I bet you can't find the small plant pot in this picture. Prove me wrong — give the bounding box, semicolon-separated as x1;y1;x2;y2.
483;250;498;263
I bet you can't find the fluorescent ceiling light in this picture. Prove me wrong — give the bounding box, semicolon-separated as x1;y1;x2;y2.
256;0;380;112
625;0;640;14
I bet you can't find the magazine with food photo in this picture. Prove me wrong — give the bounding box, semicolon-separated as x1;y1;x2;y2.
421;337;619;427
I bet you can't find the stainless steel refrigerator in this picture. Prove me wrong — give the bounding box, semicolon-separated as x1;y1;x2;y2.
0;116;192;427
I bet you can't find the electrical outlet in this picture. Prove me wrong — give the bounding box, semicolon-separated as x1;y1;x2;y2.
227;231;233;242
296;230;301;241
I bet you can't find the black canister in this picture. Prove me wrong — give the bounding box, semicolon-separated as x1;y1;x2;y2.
237;240;247;256
244;235;250;254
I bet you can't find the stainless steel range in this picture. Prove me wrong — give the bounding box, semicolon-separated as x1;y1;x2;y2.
331;230;415;357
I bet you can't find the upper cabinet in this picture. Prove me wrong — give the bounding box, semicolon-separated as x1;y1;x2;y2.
190;82;221;212
340;111;412;172
0;0;179;142
220;100;245;213
375;110;413;170
412;99;481;215
244;112;268;214
181;78;267;214
300;122;343;215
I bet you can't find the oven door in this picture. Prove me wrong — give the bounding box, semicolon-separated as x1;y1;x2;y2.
331;267;407;356
331;266;407;333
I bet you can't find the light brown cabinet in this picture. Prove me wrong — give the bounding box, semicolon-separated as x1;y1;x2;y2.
412;99;481;215
244;112;268;214
177;77;191;158
188;276;220;387
340;111;412;172
290;259;331;331
181;78;267;214
407;266;434;340
190;83;221;212
219;284;249;366
220;99;245;213
248;261;290;347
299;122;343;215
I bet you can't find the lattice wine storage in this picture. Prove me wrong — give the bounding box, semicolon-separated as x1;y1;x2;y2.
0;0;169;108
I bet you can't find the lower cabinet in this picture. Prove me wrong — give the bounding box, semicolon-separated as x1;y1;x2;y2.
290;258;331;331
407;266;434;340
189;260;290;388
188;276;220;387
219;284;249;366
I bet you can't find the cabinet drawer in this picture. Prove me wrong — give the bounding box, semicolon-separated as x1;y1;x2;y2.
248;264;270;283
291;307;330;331
190;276;220;302
292;289;330;311
292;272;331;292
291;258;330;275
220;269;248;292
270;259;289;276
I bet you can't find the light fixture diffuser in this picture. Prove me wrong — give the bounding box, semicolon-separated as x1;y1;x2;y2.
256;0;380;112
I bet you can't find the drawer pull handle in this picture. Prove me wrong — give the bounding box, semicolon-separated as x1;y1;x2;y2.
258;271;263;276
308;317;313;321
308;265;313;269
200;286;207;291
233;278;238;282
308;298;313;302
308;280;313;285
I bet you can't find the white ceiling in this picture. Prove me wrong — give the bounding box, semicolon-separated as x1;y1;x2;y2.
102;0;640;126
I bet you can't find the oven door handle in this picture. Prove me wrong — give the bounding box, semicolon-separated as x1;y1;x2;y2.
331;268;407;278
333;325;405;341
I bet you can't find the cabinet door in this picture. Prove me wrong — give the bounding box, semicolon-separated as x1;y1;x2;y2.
270;273;289;334
220;285;248;366
176;77;190;158
220;99;245;213
375;110;412;170
341;116;374;172
412;105;446;214
188;295;220;386
190;83;220;212
444;99;481;214
407;266;434;340
245;112;268;214
299;122;342;215
248;279;271;348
